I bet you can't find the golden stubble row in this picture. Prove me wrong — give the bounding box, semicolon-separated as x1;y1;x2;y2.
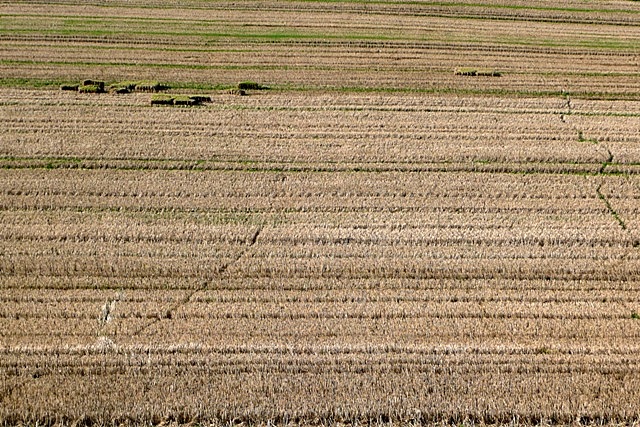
3;90;639;166
4;347;640;424
4;276;640;292
5;286;640;306
0;90;606;164
7;373;638;424
0;168;607;202
4;38;640;77
2;294;637;322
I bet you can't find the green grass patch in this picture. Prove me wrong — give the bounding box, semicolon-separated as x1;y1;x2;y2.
109;81;138;92
150;94;175;105
78;80;105;93
82;79;104;89
78;84;104;94
172;95;201;106
0;78;69;89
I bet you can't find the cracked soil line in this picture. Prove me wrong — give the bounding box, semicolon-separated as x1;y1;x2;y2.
131;226;263;337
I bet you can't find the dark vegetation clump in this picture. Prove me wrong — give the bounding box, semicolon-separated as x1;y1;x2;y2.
60;84;79;91
61;78;218;106
150;94;213;106
134;81;168;92
61;79;169;94
189;95;212;103
237;81;268;90
82;79;105;91
454;68;502;77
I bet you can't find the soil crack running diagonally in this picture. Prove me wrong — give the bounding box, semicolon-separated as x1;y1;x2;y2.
596;184;626;231
575;127;611;174
131;226;263;337
572;121;625;232
580;133;623;230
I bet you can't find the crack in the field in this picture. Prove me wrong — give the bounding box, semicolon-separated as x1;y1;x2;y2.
563;91;612;174
569;119;626;232
131;226;262;337
582;135;623;229
574;125;613;174
599;146;613;175
561;100;635;318
596;184;626;231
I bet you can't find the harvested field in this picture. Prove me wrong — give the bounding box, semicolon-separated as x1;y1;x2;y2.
2;0;640;426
